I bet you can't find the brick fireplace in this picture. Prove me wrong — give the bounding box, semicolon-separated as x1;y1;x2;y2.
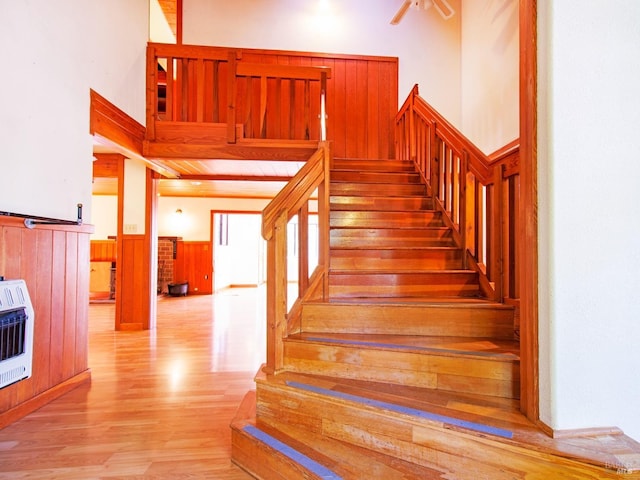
158;237;180;294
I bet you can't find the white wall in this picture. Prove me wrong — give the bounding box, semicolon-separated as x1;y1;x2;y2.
461;0;519;154
538;0;640;442
157;196;269;240
183;0;462;125
0;0;148;222
91;196;118;239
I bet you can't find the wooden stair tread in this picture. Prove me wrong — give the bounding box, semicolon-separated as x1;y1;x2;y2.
256;372;640;477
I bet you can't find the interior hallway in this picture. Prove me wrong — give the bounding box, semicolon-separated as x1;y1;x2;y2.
0;289;265;479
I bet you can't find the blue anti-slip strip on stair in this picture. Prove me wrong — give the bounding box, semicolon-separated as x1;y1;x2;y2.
305;336;518;359
286;381;513;439
243;425;343;480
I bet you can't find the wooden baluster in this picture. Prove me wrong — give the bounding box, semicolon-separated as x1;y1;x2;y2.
320;72;327;141
196;58;205;123
431;134;440;199
259;75;268;138
274;78;282;139
477;181;485;269
319;142;331;300
304;79;310;140
244;76;254;138
460;152;468;268
490;165;504;302
288;80;294;139
211;60;219;123
227;51;237;143
452;153;460;228
298;203;309;297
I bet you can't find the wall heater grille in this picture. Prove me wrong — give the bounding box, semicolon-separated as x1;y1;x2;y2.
0;279;34;389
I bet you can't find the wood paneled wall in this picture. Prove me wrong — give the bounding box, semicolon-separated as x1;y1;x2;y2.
0;217;92;428
116;235;152;330
90;239;117;262
173;241;212;295
238;49;398;160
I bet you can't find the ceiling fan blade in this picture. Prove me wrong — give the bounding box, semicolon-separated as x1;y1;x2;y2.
390;0;412;25
432;0;455;19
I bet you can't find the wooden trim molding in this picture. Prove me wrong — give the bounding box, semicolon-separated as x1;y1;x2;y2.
519;0;539;421
90;89;145;156
536;420;624;439
90;89;177;178
0;371;91;430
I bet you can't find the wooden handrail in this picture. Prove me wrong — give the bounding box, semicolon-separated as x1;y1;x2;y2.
261;142;331;374
396;85;520;307
147;43;330;144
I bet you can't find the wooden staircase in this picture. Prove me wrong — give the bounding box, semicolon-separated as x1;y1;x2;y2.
231;158;640;479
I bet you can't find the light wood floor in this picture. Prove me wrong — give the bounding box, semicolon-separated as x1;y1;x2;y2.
0;288;266;479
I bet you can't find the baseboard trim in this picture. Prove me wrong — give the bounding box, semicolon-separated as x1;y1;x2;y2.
537;419;623;439
0;369;91;430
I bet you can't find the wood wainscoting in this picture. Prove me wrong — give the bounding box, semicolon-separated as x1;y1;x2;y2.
174;241;213;295
0;216;93;429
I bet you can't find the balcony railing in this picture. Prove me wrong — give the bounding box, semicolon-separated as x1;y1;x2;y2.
146;43;330;145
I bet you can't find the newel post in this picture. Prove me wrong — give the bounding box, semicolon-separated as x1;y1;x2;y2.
264;211;288;374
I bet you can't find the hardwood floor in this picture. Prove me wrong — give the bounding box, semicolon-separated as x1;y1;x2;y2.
0;288;265;479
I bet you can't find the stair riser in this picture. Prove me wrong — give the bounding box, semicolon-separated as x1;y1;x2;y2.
332;160;416;172
330;184;427;197
330;211;444;228
231;427;296;480
329;272;480;298
331;228;452;240
330;248;464;271
331;171;422;183
301;303;515;338
331;238;455;249
283;340;519;398
330;196;433;211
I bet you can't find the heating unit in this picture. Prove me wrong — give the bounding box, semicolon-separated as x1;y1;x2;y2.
0;279;34;389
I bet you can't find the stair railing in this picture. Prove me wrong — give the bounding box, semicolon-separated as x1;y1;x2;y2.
146;43;330;144
261;142;332;374
396;85;520;312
